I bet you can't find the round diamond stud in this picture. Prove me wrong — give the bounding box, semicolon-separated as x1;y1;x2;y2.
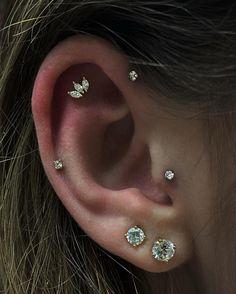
164;170;175;181
54;159;63;170
129;70;138;81
152;239;176;262
125;226;146;247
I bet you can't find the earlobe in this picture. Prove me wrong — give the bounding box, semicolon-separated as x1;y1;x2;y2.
32;35;193;273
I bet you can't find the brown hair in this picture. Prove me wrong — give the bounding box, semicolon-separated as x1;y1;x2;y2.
1;1;236;293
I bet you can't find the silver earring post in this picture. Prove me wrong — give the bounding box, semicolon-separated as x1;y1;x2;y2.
164;170;175;181
54;159;63;170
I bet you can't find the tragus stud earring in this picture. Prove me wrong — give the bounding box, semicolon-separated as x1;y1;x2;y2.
54;159;63;170
152;239;176;262
68;76;89;98
129;70;138;81
164;170;175;181
125;225;146;247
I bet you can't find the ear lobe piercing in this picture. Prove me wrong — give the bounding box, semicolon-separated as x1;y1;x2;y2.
125;226;146;247
152;239;176;262
68;77;90;98
129;70;138;81
54;159;63;170
164;170;175;181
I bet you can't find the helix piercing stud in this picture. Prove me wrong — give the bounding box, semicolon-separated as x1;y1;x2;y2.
68;76;90;98
54;159;63;170
125;225;146;247
152;239;176;262
129;70;138;81
164;170;175;181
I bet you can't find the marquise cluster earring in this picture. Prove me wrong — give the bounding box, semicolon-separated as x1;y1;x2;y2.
68;76;90;98
125;225;176;262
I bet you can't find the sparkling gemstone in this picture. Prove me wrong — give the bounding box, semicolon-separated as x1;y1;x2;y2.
82;77;89;92
73;81;84;93
68;90;83;98
54;159;63;170
125;226;146;246
129;70;138;81
152;239;176;262
164;170;175;181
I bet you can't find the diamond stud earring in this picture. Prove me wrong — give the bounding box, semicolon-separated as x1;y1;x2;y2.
125;226;146;247
129;70;138;81
54;159;63;170
152;239;176;262
164;170;175;181
68;76;90;98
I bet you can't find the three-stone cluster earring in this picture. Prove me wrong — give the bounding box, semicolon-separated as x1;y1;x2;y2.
54;159;63;170
68;76;90;98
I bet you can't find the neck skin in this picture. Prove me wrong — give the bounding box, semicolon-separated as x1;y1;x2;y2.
144;238;225;294
144;264;199;294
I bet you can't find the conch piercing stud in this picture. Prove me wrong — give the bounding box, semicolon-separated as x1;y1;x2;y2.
129;70;138;81
164;170;175;181
54;159;63;170
125;225;146;247
152;239;176;262
68;77;90;98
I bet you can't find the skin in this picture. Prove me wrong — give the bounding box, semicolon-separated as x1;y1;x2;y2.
32;35;214;292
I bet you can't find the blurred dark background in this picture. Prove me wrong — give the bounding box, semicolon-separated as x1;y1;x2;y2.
0;0;6;14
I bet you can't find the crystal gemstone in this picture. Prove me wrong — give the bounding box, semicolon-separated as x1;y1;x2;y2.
164;170;175;181
125;226;145;246
54;159;63;170
152;239;176;262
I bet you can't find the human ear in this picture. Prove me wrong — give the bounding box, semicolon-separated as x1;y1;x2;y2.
32;35;193;272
